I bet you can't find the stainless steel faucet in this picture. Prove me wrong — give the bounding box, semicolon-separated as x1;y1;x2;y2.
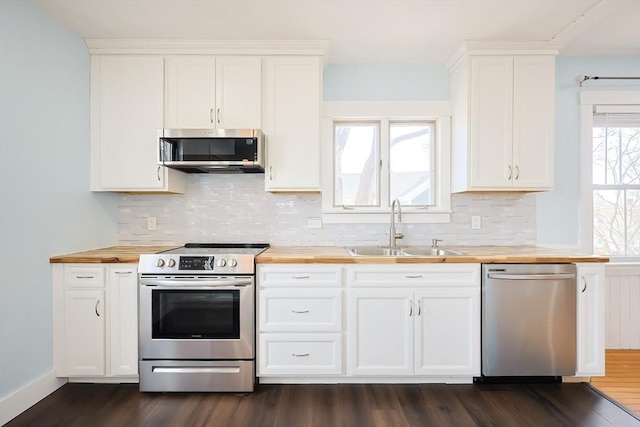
389;198;404;247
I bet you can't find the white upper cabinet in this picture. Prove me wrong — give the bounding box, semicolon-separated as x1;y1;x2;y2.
263;56;322;192
449;48;556;192
90;55;186;193
165;56;262;129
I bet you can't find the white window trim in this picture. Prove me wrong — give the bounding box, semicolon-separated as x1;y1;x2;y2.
579;90;640;261
321;101;452;224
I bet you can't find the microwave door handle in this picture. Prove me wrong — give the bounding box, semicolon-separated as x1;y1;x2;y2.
143;279;253;288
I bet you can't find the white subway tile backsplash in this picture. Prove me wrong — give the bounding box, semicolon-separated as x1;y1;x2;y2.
118;174;536;246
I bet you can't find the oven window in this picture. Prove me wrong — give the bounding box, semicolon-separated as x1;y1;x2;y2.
152;290;240;339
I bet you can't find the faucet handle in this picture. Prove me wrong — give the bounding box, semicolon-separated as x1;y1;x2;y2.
396;232;404;240
431;238;443;248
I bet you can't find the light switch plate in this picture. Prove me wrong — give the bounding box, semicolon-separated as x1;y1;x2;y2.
147;216;157;231
307;218;322;229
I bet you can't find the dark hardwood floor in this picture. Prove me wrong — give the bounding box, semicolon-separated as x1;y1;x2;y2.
6;382;640;427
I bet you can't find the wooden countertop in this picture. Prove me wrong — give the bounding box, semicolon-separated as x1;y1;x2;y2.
50;245;609;264
49;246;179;263
256;245;610;264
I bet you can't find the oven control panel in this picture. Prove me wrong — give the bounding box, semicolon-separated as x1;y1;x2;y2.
139;254;254;275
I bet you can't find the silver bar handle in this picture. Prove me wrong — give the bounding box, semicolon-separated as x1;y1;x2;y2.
216;108;221;124
95;300;100;317
292;310;310;314
418;300;421;316
153;367;240;374
115;271;132;275
581;276;587;293
409;301;413;317
292;275;310;279
292;353;310;357
508;165;513;180
515;165;520;180
210;108;214;124
157;166;161;181
143;279;253;288
488;273;576;280
406;275;423;279
75;275;94;279
269;166;273;180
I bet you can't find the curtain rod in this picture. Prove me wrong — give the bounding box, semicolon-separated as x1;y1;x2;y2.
576;75;640;87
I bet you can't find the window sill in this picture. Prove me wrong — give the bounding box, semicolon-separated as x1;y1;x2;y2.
321;210;451;224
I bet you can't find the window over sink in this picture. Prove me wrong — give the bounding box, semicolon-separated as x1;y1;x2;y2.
321;101;452;223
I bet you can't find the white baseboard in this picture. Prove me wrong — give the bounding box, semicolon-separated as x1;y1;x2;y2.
0;371;67;425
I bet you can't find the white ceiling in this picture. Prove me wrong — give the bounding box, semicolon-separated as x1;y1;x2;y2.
36;0;640;65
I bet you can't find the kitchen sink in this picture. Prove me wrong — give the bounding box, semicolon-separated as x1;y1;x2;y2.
346;246;408;257
400;247;466;256
345;246;466;257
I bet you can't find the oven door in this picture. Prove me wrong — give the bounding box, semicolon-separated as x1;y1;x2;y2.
139;277;254;360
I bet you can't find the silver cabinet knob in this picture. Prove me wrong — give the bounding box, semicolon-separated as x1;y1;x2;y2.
156;259;165;267
217;258;227;267
167;259;176;268
229;259;238;267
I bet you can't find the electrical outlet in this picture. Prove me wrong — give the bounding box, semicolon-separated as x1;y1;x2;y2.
471;215;481;230
147;216;157;231
307;218;322;229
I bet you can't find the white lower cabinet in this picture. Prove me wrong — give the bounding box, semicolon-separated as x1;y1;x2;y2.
53;264;138;380
257;265;343;378
346;264;481;379
575;263;606;376
257;263;480;383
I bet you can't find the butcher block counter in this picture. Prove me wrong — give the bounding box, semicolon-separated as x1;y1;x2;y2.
256;245;609;264
49;245;179;263
49;245;609;264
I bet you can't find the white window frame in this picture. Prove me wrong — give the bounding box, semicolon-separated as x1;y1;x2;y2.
579;90;640;261
321;101;452;223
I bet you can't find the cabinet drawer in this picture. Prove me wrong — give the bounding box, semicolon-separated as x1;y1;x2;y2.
259;289;342;332
64;266;106;288
346;264;479;288
258;265;342;287
258;333;342;376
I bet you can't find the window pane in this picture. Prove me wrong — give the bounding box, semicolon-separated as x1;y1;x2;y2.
627;190;640;257
334;123;379;206
592;126;640;185
389;123;434;205
593;189;640;256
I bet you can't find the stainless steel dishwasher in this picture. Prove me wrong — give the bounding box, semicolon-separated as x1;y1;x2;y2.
481;264;577;378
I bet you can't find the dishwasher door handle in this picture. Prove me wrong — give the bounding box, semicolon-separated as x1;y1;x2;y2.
487;273;576;280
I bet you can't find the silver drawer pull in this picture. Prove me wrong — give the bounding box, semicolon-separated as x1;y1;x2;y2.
95;300;100;317
153;367;240;374
292;310;310;314
76;275;95;279
292;275;310;279
115;271;132;275
292;353;310;357
406;275;423;279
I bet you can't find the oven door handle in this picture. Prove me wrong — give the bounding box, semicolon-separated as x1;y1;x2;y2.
142;279;253;288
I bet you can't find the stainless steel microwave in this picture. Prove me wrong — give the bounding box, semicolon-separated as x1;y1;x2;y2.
158;129;265;173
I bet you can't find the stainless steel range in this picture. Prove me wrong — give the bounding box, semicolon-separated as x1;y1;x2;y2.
137;243;269;392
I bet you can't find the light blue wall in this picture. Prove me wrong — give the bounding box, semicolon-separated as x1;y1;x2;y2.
0;0;119;398
324;64;450;100
536;55;640;247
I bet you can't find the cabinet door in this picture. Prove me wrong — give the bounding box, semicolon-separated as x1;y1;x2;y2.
347;289;413;375
263;56;321;191
512;55;555;189
215;57;262;129
414;288;480;376
469;56;514;188
165;56;216;128
108;267;138;376
64;289;105;376
91;56;184;192
576;263;606;376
